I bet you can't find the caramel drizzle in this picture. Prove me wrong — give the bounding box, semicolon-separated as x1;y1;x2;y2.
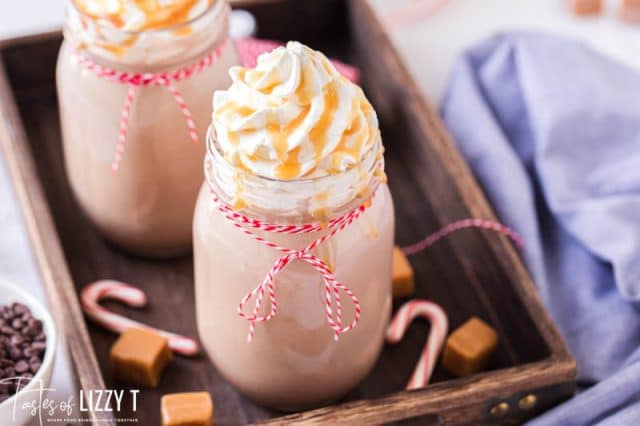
296;60;316;106
76;0;214;28
75;0;214;54
305;82;339;170
329;96;375;171
269;106;310;162
139;0;209;31
271;82;338;180
217;102;255;120
216;57;377;181
99;34;139;57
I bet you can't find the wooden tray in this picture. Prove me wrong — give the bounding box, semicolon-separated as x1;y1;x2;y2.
0;1;576;424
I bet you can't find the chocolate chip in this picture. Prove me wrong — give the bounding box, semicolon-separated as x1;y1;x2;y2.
0;302;46;400
29;319;42;332
11;303;30;316
8;348;21;361
3;367;14;378
9;335;23;346
24;326;37;338
15;375;31;392
14;360;28;374
32;342;46;354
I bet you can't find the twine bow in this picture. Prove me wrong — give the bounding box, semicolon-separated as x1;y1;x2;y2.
73;39;229;171
209;189;370;342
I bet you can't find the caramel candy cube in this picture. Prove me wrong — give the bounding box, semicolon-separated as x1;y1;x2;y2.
392;246;414;298
442;317;498;377
571;0;603;15
110;328;173;388
161;392;214;426
620;0;640;23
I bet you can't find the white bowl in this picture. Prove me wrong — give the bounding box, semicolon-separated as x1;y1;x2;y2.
0;280;57;426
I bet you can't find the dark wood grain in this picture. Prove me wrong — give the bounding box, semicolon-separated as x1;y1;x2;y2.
0;44;113;426
0;0;576;424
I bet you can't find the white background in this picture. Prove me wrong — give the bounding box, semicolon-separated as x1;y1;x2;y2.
2;1;65;42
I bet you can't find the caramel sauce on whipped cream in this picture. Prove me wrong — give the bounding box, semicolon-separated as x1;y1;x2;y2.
212;42;382;181
70;0;219;60
74;0;216;31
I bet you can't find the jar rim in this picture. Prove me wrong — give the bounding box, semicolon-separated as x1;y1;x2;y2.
67;0;224;37
204;125;385;223
205;125;383;185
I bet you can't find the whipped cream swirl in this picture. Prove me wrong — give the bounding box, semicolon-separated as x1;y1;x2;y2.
73;0;215;31
212;41;382;180
67;0;221;63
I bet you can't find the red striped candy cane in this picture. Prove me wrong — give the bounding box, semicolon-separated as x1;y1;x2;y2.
81;280;200;356
387;299;448;390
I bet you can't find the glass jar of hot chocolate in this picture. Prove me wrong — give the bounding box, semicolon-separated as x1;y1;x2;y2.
194;42;394;410
57;0;239;257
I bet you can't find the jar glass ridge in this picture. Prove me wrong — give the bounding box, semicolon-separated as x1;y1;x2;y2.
203;125;385;224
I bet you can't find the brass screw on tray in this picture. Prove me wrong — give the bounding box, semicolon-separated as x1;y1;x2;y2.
518;394;538;410
490;402;510;417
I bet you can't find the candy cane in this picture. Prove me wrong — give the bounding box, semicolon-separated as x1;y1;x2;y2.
80;280;200;356
387;299;448;390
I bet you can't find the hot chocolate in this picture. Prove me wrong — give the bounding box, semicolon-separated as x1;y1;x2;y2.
57;0;239;257
194;42;394;410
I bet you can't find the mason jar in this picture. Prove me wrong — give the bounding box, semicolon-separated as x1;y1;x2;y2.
194;128;394;410
57;0;239;257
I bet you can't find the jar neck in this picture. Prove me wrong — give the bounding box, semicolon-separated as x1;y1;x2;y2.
205;126;386;225
64;0;229;70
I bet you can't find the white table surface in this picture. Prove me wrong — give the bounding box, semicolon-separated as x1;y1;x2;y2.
2;1;65;42
1;0;640;424
2;3;75;425
0;157;75;424
370;0;640;103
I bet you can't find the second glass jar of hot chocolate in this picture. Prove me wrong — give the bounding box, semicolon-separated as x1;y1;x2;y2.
57;0;239;257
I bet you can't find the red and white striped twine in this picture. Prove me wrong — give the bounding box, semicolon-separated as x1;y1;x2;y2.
73;39;228;171
81;280;200;356
387;299;448;390
209;171;524;344
209;189;373;343
401;217;524;256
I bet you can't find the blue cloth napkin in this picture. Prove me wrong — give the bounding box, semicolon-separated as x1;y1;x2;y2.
440;33;640;425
